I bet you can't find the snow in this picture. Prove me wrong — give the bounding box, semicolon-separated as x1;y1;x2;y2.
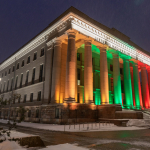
0;141;26;150
0;119;147;132
127;119;150;127
38;143;89;150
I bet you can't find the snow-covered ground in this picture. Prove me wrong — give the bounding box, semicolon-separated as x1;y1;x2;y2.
0;119;147;132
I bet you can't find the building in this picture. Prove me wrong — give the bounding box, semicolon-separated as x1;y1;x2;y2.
0;7;147;123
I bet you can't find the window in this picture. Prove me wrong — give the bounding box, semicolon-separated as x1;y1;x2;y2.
27;56;30;64
77;53;80;61
18;96;21;103
32;68;36;84
110;65;113;72
77;93;80;103
77;68;80;85
17;63;19;70
39;64;43;82
24;94;27;103
8;68;11;74
30;93;33;102
121;80;124;93
36;109;39;118
12;66;15;72
40;48;44;57
5;71;7;76
7;80;9;92
21;60;24;67
55;108;59;118
15;76;18;90
33;52;37;61
10;78;13;91
37;91;41;101
120;68;123;75
3;82;5;92
20;74;23;88
25;71;29;86
28;110;31;117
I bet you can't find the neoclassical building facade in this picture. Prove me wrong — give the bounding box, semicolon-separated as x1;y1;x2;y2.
0;7;148;123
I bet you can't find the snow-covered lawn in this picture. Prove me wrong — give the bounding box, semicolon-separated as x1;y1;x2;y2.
0;119;147;132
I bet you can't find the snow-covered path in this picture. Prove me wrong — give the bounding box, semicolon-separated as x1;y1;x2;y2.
0;119;147;132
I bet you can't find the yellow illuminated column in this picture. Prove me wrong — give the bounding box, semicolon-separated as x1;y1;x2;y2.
141;65;150;108
51;39;62;103
64;32;76;103
84;40;93;104
113;53;122;105
98;46;109;104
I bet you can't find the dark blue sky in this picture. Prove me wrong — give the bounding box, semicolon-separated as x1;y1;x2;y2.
0;0;150;63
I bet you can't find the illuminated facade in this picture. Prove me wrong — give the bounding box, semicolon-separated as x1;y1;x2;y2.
0;7;148;123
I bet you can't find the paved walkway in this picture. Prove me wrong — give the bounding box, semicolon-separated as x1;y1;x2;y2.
0;119;147;132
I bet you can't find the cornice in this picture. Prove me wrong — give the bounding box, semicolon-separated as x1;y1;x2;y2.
0;12;150;71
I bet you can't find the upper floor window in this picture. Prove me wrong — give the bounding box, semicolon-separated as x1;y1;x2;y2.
21;60;24;67
8;68;11;74
40;48;44;57
27;56;30;64
20;74;23;88
24;94;27;103
15;76;18;90
12;66;15;72
3;82;6;92
25;71;29;86
5;71;7;76
17;63;19;70
10;78;14;91
30;93;33;102
32;68;36;84
39;64;43;82
37;91;41;101
6;80;9;92
33;52;37;61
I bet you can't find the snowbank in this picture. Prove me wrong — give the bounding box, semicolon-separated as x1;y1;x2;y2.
127;119;150;127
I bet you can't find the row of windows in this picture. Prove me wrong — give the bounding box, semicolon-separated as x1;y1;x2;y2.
1;48;44;78
0;64;44;93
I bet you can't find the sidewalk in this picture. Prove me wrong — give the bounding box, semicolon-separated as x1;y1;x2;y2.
0;119;147;132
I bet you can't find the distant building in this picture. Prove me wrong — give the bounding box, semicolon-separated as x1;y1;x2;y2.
0;7;146;123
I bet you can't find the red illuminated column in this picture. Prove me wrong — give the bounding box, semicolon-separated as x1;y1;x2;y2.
98;46;109;104
64;31;76;103
84;40;93;104
51;39;62;103
130;67;135;106
141;65;150;108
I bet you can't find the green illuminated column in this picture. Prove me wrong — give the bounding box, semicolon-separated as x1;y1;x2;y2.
123;59;133;108
113;54;122;105
132;63;141;109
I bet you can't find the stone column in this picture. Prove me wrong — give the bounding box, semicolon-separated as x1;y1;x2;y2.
132;63;142;109
84;40;93;104
141;65;150;108
113;53;122;105
51;39;62;103
130;67;135;106
98;46;109;104
123;59;133;108
64;32;76;103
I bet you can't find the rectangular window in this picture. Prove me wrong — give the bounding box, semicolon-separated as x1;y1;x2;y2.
24;94;27;103
40;48;44;57
30;93;33;102
77;53;80;61
28;110;31;117
7;80;9;92
20;74;23;88
27;56;30;64
17;63;19;70
25;71;29;86
36;109;39;118
77;93;80;103
10;78;13;91
55;108;59;118
5;71;7;76
21;60;24;67
3;82;5;92
12;66;15;72
8;68;11;74
32;68;36;84
39;64;43;82
37;91;41;101
110;65;113;72
18;96;21;103
15;76;18;90
33;52;37;61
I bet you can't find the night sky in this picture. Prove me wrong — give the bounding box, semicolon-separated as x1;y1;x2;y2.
0;0;150;64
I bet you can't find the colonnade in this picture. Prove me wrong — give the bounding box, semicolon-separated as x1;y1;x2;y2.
50;31;150;109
